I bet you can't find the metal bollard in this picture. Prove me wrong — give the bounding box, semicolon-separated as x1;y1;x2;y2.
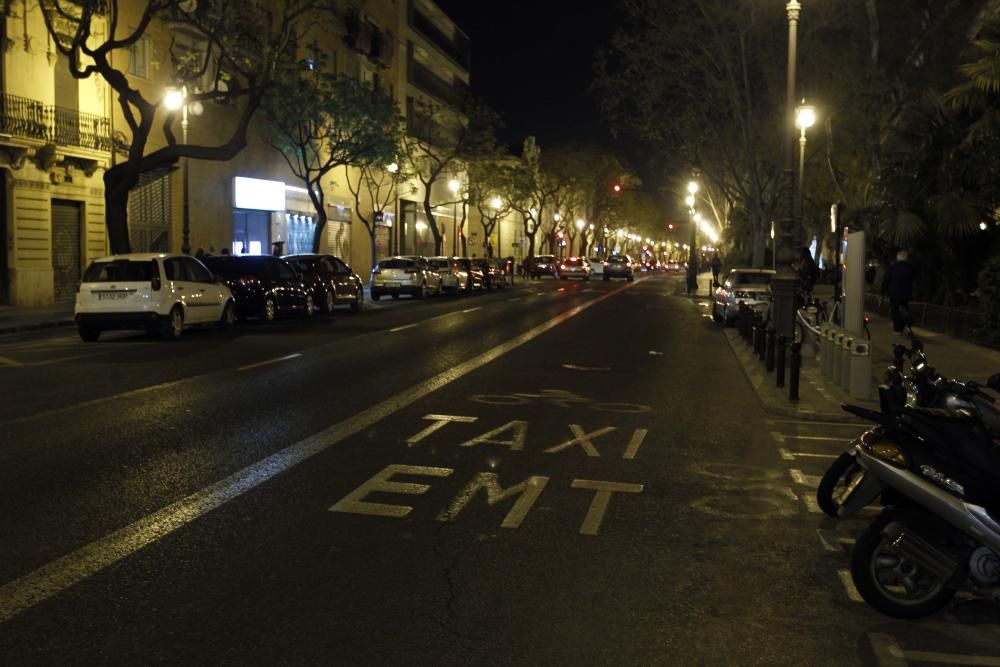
765;327;776;372
832;332;844;384
818;324;830;377
776;335;786;387
756;321;767;360
840;335;854;391
789;340;801;401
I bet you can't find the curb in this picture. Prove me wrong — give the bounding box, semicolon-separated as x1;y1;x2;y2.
723;328;864;423
0;318;75;336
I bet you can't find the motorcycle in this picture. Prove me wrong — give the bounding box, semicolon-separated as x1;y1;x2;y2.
816;342;981;518
848;384;1000;618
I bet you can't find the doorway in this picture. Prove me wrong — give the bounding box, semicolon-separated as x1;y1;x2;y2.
51;199;82;303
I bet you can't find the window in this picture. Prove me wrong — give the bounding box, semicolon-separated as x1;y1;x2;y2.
83;260;152;282
184;257;214;282
276;261;297;280
164;258;190;281
331;258;350;273
128;35;150;79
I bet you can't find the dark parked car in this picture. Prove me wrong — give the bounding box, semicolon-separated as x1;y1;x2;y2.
283;253;364;314
603;254;635;282
529;254;558;279
454;257;484;292
202;255;314;321
473;257;508;290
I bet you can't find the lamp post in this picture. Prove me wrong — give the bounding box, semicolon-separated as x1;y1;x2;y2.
795;103;815;225
771;0;803;339
686;180;699;294
491;196;503;258
164;86;203;255
575;218;585;256
448;178;460;256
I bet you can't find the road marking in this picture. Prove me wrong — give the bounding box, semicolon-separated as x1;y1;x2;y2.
462;307;482;314
868;633;1000;666
647;351;664;356
405;414;478;447
561;363;611;372
781;435;848;442
236;353;302;372
622;429;648;460
389;323;419;333
816;529;839;552
0;356;24;367
507;297;522;302
571;480;644;536
329;465;454;518
0;279;638;623
790;469;821;487
779;447;838;461
838;569;863;601
802;495;823;514
766;419;862;428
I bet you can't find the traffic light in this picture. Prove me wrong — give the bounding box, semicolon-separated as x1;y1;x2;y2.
612;183;622;193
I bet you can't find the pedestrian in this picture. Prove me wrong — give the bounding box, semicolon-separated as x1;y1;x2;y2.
710;252;722;287
221;247;230;256
882;250;916;336
195;248;205;259
797;247;818;294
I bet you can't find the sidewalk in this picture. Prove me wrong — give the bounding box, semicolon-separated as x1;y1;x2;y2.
0;304;75;335
688;271;1000;421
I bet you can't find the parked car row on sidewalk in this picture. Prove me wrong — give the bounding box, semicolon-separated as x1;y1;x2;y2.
370;255;509;300
74;252;365;341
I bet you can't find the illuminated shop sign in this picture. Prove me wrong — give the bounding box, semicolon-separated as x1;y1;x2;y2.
233;177;286;211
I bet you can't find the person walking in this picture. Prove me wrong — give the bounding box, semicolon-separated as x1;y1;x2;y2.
797;247;818;294
882;250;916;336
710;252;722;287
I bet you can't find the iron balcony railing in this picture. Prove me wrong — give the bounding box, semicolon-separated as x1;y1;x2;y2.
411;8;470;70
0;92;112;152
409;59;468;110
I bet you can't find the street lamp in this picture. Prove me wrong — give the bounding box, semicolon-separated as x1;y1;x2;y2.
163;85;203;255
491;196;503;258
448;178;460;256
795;102;815;225
685;180;700;294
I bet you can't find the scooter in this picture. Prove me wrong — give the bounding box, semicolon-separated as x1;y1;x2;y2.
848;388;1000;618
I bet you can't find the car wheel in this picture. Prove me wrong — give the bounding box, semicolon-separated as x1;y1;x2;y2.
371;291;381;302
351;290;362;312
603;275;610;281
262;296;278;322
627;276;634;283
78;324;100;342
160;306;184;340
324;288;336;315
392;293;399;300
304;294;315;317
218;300;236;330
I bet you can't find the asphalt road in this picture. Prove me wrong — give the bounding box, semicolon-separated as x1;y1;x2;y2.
1;274;998;666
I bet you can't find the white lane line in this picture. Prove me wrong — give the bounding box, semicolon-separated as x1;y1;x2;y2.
766;419;863;428
816;529;839;552
779;447;838;461
789;469;821;487
0;279;638;624
838;569;863;602
781;435;849;442
0;356;24;367
236;353;302;372
389;323;419;333
507;297;522;302
462;307;482;314
869;633;1000;666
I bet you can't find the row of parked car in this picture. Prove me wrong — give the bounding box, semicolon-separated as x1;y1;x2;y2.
73;252;514;341
527;255;638;282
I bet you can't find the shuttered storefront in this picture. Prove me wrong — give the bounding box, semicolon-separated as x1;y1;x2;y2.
51;199;82;303
128;168;172;252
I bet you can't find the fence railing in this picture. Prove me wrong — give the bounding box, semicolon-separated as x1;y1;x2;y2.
0;92;111;152
864;292;984;343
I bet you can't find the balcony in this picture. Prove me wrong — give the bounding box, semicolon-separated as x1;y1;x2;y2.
0;92;112;153
411;7;470;70
407;107;460;148
409;59;469;110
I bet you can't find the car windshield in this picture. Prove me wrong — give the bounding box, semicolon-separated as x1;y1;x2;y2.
427;259;450;270
733;272;772;286
284;258;313;273
564;258;583;266
535;256;555;263
379;259;414;270
83;259;153;282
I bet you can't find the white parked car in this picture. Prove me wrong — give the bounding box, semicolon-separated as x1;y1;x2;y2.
712;268;775;325
588;256;605;276
370;256;443;300
74;253;236;341
427;256;468;294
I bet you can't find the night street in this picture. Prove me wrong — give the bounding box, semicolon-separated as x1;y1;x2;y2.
0;274;996;665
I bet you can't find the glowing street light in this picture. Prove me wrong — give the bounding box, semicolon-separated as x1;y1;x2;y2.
490;196;503;210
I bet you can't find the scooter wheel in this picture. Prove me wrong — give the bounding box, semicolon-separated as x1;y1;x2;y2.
817;452;863;517
850;516;957;619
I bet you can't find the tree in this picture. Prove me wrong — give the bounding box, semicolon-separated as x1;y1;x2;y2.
39;0;336;254
504;137;563;262
467;160;513;258
264;71;404;252
344;162;408;273
402;98;502;255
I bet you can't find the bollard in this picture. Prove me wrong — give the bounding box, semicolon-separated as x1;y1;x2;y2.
739;303;749;341
776;335;786;388
753;320;763;357
822;326;835;378
832;332;844;385
840;335;854;391
757;321;767;360
789;340;801;402
819;324;830;377
765;327;776;372
849;341;872;399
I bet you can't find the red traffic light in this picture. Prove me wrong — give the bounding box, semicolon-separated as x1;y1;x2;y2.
612;183;622;193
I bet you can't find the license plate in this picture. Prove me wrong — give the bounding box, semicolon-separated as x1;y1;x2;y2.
384;282;399;288
97;292;128;301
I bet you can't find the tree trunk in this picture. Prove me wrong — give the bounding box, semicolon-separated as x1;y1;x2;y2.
104;165;139;254
421;194;442;256
311;206;329;253
369;227;377;275
751;210;767;268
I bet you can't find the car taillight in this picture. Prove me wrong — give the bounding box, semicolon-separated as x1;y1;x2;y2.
151;260;161;291
560;264;567;270
405;269;419;274
734;290;751;298
240;275;260;285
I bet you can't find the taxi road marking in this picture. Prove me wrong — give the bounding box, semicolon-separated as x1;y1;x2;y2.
869;633;1000;667
0;278;638;624
838;569;863;601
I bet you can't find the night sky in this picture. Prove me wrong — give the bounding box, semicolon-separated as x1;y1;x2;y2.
434;0;621;155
